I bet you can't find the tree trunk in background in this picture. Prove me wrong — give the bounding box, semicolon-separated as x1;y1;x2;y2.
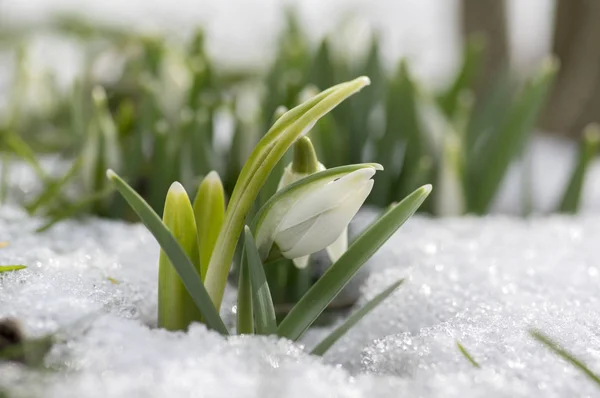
461;0;509;92
541;0;600;137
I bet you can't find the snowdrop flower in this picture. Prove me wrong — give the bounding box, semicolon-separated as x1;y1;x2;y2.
255;149;382;268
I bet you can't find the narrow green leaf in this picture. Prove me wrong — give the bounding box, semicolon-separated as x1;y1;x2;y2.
4;133;48;182
374;61;425;206
26;156;83;215
35;187;114;233
469;58;558;213
193;171;226;280
311;279;404;356
106;170;228;335
437;34;485;117
457;341;481;368
0;265;27;273
557;124;600;213
158;182;202;331
0;152;11;204
236;250;254;334
243;227;277;335
277;184;431;341
530;329;600;388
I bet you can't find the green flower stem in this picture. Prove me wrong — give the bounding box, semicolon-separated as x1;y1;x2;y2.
204;77;371;310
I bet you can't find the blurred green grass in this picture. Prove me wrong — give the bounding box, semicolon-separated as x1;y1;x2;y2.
0;12;594;228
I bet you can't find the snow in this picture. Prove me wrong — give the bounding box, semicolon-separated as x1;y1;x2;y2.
2;176;600;396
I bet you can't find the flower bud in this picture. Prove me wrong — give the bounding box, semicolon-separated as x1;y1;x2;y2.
257;163;382;267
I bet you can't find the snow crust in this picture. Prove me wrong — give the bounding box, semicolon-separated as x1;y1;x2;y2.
1;195;600;397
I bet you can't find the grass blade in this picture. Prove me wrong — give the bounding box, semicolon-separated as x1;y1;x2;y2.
457;341;480;368
530;329;600;388
0;265;27;273
35;187;114;233
244;226;277;335
277;184;431;341
557;124;600;213
311;279;404;356
25;156;83;215
236;250;254;334
106;170;228;335
437;34;485;117
469;58;558;213
4;133;49;182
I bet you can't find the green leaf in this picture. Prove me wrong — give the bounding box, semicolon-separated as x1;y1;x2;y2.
243;226;277;335
557;124;600;213
0;152;10;204
158;182;202;331
106;170;228;335
193;171;226;280
468;58;558;214
4;133;49;182
374;61;425;206
0;265;27;273
437;34;485;117
25;156;83;215
35;187;114;233
236;251;254;334
0;335;54;367
277;184;431;341
530;329;600;388
205;77;371;311
311;279;404;356
456;341;480;368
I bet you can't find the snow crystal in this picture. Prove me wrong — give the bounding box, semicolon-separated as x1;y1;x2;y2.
2;201;600;397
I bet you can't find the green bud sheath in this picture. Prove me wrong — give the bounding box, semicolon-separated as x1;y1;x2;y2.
159;182;202;331
193;171;225;280
292;137;320;174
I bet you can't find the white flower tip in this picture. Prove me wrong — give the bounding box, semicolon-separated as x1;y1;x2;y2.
357;76;371;87
421;184;433;195
168;181;187;196
370;163;384;171
353;167;377;181
106;169;117;180
205;170;222;184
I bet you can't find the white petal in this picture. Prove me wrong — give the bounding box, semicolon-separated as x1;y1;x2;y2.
277;168;376;232
326;227;348;264
277;179;373;259
292;255;310;269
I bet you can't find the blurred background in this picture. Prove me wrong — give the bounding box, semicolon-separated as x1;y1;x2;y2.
0;0;599;227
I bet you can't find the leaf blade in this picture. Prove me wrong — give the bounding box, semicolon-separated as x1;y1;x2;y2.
530;329;600;388
244;226;277;335
107;170;228;335
0;265;27;273
311;279;404;356
277;184;431;341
